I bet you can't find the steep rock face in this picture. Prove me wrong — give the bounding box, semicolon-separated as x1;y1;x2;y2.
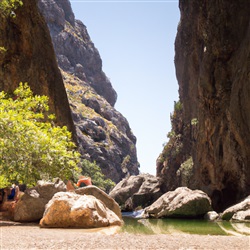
38;0;116;106
158;0;250;211
0;0;74;132
38;0;139;182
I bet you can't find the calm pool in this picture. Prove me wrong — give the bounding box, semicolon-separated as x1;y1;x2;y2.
121;217;250;236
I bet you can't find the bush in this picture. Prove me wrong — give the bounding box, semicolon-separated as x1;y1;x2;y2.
174;100;183;112
81;159;115;193
0;83;81;186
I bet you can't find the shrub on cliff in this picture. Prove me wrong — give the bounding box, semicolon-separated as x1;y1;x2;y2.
0;83;81;187
0;0;23;17
176;157;194;186
159;100;184;163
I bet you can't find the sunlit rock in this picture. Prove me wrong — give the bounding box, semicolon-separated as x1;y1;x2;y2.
204;211;219;221
40;192;122;228
221;195;250;221
14;179;66;222
144;187;212;218
75;186;122;219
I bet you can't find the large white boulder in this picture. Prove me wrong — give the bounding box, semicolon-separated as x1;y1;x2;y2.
75;186;122;219
40;192;122;228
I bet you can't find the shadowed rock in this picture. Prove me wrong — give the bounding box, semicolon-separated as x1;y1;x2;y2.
109;174;163;211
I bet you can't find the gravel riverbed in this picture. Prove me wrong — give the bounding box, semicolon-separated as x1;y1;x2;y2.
0;222;249;250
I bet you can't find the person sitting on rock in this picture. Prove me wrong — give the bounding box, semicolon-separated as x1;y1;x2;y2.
7;183;19;201
76;176;92;187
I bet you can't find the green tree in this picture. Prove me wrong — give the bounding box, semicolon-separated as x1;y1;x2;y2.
81;159;115;193
0;83;81;186
0;0;23;16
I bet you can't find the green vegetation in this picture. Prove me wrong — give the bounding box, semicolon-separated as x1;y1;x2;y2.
81;159;115;192
191;118;198;126
159;99;198;188
190;118;198;141
0;0;23;17
0;47;7;54
121;155;130;173
0;83;81;188
176;157;194;186
173;100;183;112
159;100;184;163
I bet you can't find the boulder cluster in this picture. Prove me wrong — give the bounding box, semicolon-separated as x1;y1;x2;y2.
1;176;249;229
11;179;122;228
110;174;250;222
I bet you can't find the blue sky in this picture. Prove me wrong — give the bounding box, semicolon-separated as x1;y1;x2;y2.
70;0;180;175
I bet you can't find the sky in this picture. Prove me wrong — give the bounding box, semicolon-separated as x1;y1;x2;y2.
70;0;180;175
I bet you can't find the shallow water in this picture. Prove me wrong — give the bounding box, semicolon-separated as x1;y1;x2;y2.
1;210;249;236
121;217;250;236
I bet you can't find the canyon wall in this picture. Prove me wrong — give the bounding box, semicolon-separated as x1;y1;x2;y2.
158;0;250;211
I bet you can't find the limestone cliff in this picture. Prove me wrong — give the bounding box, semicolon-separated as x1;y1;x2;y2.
38;0;139;182
157;0;250;211
0;0;74;133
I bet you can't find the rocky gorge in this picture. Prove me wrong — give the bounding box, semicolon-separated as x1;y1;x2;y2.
0;0;250;228
1;4;250;250
109;174;250;224
2;178;249;232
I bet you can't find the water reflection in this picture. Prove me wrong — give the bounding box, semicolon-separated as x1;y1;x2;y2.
121;217;250;236
217;221;250;236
